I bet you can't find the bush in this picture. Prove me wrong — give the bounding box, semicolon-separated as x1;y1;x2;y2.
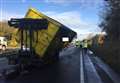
90;40;120;74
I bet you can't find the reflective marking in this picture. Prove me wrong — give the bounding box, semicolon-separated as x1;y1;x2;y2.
80;50;84;83
85;54;103;83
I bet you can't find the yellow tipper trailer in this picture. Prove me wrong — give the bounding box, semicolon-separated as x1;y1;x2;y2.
24;8;61;58
9;8;77;64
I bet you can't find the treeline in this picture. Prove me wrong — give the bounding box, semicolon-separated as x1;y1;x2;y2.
91;0;120;74
0;21;17;39
0;21;19;47
99;0;120;41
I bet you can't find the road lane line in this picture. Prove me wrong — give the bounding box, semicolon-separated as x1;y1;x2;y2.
94;57;120;83
80;50;84;83
84;54;103;83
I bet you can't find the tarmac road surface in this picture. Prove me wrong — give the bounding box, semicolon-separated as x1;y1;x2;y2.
0;46;80;83
1;46;119;83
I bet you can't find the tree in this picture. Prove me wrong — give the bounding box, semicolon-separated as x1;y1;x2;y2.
99;0;120;40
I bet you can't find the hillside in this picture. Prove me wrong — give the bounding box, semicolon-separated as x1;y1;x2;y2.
0;21;19;47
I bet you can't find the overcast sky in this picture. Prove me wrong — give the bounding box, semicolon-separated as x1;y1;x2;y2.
0;0;104;40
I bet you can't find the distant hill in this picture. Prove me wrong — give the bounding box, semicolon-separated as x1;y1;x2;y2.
0;21;19;47
0;21;17;37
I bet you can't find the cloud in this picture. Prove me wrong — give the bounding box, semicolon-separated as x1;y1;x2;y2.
45;11;86;29
45;0;80;4
21;0;26;3
44;0;104;6
44;11;101;38
0;11;23;21
44;0;104;10
0;10;101;40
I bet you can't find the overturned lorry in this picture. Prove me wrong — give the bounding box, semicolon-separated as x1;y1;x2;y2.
8;8;77;68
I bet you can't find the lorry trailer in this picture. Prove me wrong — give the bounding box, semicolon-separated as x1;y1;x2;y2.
8;8;77;68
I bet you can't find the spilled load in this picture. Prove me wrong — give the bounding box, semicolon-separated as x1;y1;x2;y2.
8;8;77;65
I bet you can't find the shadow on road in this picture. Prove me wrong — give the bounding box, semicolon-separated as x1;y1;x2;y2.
0;47;80;83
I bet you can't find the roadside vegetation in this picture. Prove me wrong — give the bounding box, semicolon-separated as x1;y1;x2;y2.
0;21;19;47
90;0;120;74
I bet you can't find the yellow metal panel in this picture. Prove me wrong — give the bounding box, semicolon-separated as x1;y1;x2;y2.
24;8;59;57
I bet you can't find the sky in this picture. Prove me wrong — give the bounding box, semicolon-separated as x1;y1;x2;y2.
0;0;104;40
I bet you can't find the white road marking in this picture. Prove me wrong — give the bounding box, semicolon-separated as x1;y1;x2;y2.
80;50;84;83
95;56;120;83
84;54;103;83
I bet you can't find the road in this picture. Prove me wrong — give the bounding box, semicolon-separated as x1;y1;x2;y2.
0;46;80;83
0;46;120;83
81;49;120;83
